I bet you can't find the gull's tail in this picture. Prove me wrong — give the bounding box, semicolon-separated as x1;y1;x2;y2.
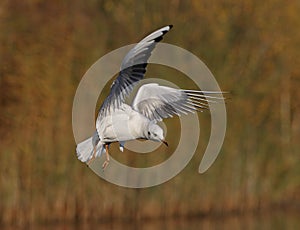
76;132;104;163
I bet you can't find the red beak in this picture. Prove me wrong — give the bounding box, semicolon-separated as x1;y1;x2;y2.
162;140;168;147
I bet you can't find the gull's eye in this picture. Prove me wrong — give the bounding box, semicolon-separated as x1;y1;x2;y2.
148;131;151;136
153;133;157;137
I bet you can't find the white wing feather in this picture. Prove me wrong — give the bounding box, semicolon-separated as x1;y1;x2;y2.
132;83;224;121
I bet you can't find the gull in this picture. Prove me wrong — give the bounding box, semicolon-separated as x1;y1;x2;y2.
76;25;224;169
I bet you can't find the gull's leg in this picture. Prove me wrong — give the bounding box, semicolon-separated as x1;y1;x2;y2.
87;145;97;166
102;144;110;170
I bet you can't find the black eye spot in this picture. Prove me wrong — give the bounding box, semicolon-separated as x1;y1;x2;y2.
154;133;157;137
148;131;151;136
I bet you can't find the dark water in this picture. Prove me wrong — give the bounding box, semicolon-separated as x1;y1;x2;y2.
3;212;299;230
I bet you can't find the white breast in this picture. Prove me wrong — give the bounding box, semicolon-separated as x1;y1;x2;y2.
96;104;149;142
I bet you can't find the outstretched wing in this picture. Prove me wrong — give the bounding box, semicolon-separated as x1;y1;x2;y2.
132;83;224;121
97;25;173;119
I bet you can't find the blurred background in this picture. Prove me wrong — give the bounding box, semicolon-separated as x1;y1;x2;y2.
0;0;299;229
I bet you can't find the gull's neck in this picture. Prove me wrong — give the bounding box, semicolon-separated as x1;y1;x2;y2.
129;111;151;140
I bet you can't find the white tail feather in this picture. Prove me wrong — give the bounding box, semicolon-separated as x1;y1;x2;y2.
76;136;104;163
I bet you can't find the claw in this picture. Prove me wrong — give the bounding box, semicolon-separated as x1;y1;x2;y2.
87;145;97;165
102;144;110;170
102;160;109;170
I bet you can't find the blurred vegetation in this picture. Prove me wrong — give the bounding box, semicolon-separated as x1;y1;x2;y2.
0;0;299;226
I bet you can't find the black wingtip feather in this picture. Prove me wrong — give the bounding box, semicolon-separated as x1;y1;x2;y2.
154;36;163;42
154;25;173;42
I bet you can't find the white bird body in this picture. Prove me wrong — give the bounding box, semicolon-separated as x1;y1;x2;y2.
96;103;150;143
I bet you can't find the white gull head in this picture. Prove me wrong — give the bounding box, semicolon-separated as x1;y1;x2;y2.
146;122;168;146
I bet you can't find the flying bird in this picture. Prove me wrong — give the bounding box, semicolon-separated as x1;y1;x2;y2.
76;25;224;169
